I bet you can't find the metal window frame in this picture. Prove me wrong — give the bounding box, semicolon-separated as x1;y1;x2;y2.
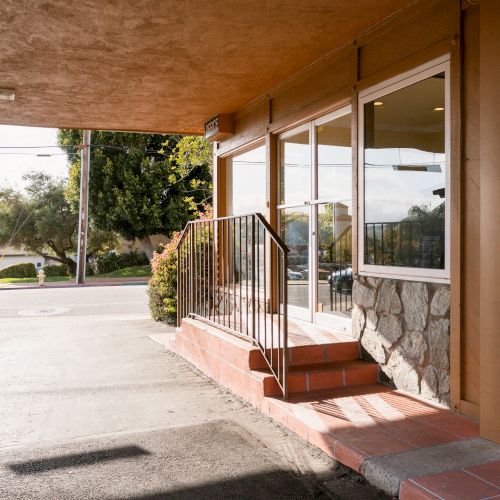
357;55;451;283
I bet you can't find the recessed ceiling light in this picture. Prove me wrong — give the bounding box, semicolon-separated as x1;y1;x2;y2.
374;101;384;106
434;106;445;111
0;88;15;101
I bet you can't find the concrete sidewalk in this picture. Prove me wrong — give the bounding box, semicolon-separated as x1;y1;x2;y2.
0;285;387;499
0;276;149;290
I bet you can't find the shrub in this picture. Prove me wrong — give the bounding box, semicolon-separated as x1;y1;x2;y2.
42;264;70;276
0;262;37;278
120;251;150;268
148;234;179;324
91;251;149;275
92;253;121;274
148;206;213;324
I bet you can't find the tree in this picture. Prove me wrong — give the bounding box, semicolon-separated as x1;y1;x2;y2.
58;130;212;252
0;173;117;274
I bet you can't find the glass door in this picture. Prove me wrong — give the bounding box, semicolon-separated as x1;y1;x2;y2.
278;107;353;331
313;110;353;331
278;124;311;321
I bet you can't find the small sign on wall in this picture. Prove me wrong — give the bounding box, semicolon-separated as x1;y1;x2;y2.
204;114;233;141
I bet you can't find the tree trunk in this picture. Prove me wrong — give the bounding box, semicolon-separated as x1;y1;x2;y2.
38;252;77;275
139;236;154;259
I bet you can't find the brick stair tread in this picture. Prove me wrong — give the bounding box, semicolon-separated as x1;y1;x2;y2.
262;342;361;368
254;359;378;396
275;383;390;403
288;359;374;373
254;359;376;377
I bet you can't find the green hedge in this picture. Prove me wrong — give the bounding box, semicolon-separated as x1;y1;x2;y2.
91;251;150;275
0;263;37;278
42;264;70;277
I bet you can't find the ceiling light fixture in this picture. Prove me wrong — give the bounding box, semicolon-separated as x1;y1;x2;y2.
0;88;16;101
374;101;384;106
434;106;445;111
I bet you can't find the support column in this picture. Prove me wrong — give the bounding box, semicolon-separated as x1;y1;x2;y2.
479;0;500;443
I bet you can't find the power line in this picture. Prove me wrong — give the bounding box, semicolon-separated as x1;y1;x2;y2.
0;143;178;154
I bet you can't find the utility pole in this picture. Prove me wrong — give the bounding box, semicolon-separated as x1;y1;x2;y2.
76;130;91;285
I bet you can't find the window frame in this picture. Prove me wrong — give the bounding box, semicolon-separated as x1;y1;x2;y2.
357;56;451;283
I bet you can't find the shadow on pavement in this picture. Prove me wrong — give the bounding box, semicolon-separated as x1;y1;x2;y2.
8;446;151;475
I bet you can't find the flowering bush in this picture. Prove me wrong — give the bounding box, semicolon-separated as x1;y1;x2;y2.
148;206;213;324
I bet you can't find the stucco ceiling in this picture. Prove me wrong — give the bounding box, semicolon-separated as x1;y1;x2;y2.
0;0;409;134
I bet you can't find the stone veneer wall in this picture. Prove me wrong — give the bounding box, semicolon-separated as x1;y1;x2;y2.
352;277;451;405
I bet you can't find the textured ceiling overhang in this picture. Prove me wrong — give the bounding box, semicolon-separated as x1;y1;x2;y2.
0;0;409;134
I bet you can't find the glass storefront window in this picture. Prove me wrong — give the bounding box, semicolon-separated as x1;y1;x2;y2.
361;65;448;276
227;145;266;216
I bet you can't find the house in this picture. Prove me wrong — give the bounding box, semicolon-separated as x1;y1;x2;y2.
119;235;168;259
0;245;60;272
1;0;498;494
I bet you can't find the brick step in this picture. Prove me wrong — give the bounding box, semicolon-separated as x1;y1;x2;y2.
252;341;361;370
180;318;360;373
281;341;360;368
257;359;379;396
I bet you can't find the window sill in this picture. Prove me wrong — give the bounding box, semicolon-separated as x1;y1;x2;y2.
357;269;450;284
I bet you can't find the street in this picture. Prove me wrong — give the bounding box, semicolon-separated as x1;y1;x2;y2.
0;285;386;499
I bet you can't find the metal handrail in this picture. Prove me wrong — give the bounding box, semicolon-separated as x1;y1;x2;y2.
175;212;288;252
176;213;289;399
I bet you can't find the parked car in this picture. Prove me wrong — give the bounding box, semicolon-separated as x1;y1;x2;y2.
328;267;353;292
287;268;304;280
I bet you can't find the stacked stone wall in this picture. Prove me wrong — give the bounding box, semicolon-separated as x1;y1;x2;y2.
352;277;450;405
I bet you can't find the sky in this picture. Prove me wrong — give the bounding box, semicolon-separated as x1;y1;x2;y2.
0;125;70;191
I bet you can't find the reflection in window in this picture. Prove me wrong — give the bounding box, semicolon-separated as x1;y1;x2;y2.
317;202;352;315
228;145;266;216
364;72;446;269
317;114;351;201
227;146;267;293
316;112;353;316
279;130;310;205
280;206;309;309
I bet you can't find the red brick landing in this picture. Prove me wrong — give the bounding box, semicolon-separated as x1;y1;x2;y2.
173;318;496;499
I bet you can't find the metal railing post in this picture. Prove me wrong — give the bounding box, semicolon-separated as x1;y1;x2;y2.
177;245;181;327
282;248;288;400
251;215;256;340
189;226;195;315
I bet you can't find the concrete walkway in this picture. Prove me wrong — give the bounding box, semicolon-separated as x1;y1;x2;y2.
0;285;386;499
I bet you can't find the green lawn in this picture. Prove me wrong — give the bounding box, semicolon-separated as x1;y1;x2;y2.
0;265;152;284
88;265;152;280
0;276;71;284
